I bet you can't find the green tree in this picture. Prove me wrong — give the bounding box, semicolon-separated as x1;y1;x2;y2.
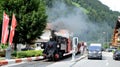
0;0;4;38
0;0;47;47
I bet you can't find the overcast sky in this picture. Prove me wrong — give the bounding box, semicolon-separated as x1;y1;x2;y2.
99;0;120;12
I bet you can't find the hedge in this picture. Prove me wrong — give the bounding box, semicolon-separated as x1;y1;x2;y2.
12;50;43;58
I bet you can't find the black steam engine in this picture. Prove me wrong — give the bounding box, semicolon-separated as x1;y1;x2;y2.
42;30;72;61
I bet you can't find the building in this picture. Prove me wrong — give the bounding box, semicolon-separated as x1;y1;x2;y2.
112;16;120;47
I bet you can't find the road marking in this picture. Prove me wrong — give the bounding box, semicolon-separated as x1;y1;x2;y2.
106;60;109;66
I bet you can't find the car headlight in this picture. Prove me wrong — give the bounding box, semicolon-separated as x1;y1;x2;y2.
41;44;44;47
98;51;102;54
88;51;92;53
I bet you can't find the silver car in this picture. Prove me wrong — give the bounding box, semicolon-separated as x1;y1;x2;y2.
88;46;102;59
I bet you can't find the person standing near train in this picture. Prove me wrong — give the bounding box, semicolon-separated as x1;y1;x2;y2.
80;42;84;55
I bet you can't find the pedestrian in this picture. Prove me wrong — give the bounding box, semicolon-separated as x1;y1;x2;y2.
80;42;84;55
77;42;81;54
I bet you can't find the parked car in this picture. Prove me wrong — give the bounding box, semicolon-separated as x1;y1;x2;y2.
106;48;116;52
113;50;120;60
21;47;34;51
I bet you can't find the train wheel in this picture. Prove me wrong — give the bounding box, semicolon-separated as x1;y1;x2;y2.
53;52;63;61
55;54;59;59
54;53;59;61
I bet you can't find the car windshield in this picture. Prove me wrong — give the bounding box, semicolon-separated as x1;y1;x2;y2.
89;46;101;51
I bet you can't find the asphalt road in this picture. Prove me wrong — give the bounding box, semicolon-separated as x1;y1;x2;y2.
66;52;120;67
2;52;120;67
1;53;81;67
46;52;120;67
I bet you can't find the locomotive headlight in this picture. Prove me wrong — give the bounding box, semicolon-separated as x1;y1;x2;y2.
57;45;60;48
41;44;44;47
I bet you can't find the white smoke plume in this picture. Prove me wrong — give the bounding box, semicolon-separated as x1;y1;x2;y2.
46;0;112;42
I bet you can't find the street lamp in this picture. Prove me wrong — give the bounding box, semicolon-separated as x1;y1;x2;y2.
103;32;108;48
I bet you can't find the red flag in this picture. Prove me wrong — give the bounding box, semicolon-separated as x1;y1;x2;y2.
9;14;17;45
1;12;10;44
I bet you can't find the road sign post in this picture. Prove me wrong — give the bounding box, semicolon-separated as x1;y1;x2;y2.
5;45;12;59
71;37;78;61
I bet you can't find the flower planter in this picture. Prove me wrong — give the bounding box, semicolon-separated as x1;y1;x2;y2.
0;50;6;57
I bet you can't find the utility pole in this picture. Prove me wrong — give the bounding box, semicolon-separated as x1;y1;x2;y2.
103;32;108;47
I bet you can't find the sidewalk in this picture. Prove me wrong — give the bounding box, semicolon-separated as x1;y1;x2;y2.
0;56;44;66
47;54;87;67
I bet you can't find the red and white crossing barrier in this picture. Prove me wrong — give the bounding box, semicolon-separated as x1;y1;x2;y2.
0;56;44;66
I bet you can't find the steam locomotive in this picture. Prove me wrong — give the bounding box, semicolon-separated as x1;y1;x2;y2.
42;30;80;61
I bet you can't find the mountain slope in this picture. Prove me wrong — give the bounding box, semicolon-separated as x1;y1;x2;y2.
45;0;120;42
71;0;120;28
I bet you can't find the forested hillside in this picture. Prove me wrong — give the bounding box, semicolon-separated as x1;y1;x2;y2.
71;0;120;28
45;0;120;28
45;0;120;42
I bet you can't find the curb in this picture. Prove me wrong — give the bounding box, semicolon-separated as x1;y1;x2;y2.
0;56;44;66
70;54;87;62
74;54;87;62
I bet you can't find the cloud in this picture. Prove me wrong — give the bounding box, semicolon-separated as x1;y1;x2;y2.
99;0;120;12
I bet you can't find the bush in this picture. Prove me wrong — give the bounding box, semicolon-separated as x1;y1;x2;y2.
0;44;8;57
117;47;120;50
11;51;17;57
0;50;6;57
0;44;8;50
12;50;43;58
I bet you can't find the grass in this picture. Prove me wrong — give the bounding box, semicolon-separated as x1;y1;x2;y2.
0;57;5;60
